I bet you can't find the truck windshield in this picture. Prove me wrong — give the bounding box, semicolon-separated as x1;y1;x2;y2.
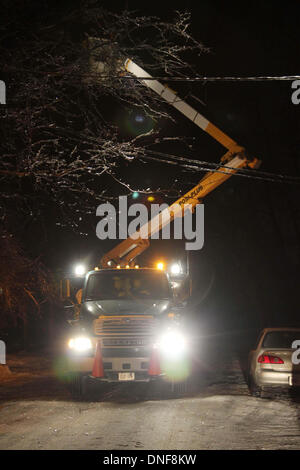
85;270;171;301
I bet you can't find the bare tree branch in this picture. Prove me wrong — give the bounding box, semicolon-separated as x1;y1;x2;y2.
0;1;206;231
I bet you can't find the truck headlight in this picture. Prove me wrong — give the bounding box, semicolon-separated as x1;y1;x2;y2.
68;336;92;352
157;330;187;358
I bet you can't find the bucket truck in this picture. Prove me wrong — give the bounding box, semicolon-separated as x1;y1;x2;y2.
64;58;260;397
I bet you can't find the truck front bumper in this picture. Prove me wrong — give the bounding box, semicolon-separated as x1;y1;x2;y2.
66;354;156;381
88;371;162;383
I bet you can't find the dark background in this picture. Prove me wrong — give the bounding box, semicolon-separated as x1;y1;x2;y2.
2;0;300;347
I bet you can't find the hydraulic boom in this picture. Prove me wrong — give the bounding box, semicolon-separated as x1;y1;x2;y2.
100;60;260;268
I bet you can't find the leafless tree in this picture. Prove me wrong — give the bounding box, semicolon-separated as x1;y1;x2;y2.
0;230;55;331
0;1;207;231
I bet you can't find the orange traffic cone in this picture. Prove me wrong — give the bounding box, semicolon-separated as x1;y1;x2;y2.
148;347;161;376
92;341;104;378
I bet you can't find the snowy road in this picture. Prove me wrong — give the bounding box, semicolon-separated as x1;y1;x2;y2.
1;344;300;450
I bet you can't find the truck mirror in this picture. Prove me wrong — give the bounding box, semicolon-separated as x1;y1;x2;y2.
63;303;77;321
75;288;83;304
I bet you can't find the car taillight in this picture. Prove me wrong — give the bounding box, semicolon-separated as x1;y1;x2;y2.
258;354;284;364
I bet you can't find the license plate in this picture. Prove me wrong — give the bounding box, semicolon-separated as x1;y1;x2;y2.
118;372;135;381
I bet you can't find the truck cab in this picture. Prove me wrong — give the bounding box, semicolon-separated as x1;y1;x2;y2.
66;267;189;396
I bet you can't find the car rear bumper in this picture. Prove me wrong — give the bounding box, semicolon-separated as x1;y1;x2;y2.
256;369;300;387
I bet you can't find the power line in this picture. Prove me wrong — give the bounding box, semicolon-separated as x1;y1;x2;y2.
142;150;300;185
148;150;300;181
5;66;299;82
117;74;300;82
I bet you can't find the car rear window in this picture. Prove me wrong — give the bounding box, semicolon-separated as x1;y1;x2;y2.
262;331;300;349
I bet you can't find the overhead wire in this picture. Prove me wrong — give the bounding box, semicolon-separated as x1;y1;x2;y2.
141;150;300;185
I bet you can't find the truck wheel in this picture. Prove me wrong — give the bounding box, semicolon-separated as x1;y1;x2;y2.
68;373;87;399
169;379;189;397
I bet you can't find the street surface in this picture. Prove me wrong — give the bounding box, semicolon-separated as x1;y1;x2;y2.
1;341;300;450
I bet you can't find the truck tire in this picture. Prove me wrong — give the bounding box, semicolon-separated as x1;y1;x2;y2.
167;378;190;397
172;380;187;396
68;373;87;399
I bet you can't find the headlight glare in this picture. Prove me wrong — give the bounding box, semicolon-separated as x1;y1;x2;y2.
68;336;92;352
157;330;187;358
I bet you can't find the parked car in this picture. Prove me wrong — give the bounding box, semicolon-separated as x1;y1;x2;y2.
248;328;300;396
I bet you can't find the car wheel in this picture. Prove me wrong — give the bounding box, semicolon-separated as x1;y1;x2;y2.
249;375;262;397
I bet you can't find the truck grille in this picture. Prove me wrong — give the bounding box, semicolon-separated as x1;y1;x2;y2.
102;347;151;358
94;315;156;336
102;338;151;346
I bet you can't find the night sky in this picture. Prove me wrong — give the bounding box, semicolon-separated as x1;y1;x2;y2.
1;1;300;340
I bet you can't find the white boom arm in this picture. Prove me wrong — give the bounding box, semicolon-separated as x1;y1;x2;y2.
125;59;240;152
99;59;260;268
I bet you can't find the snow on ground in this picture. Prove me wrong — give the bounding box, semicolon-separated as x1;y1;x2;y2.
0;348;300;450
